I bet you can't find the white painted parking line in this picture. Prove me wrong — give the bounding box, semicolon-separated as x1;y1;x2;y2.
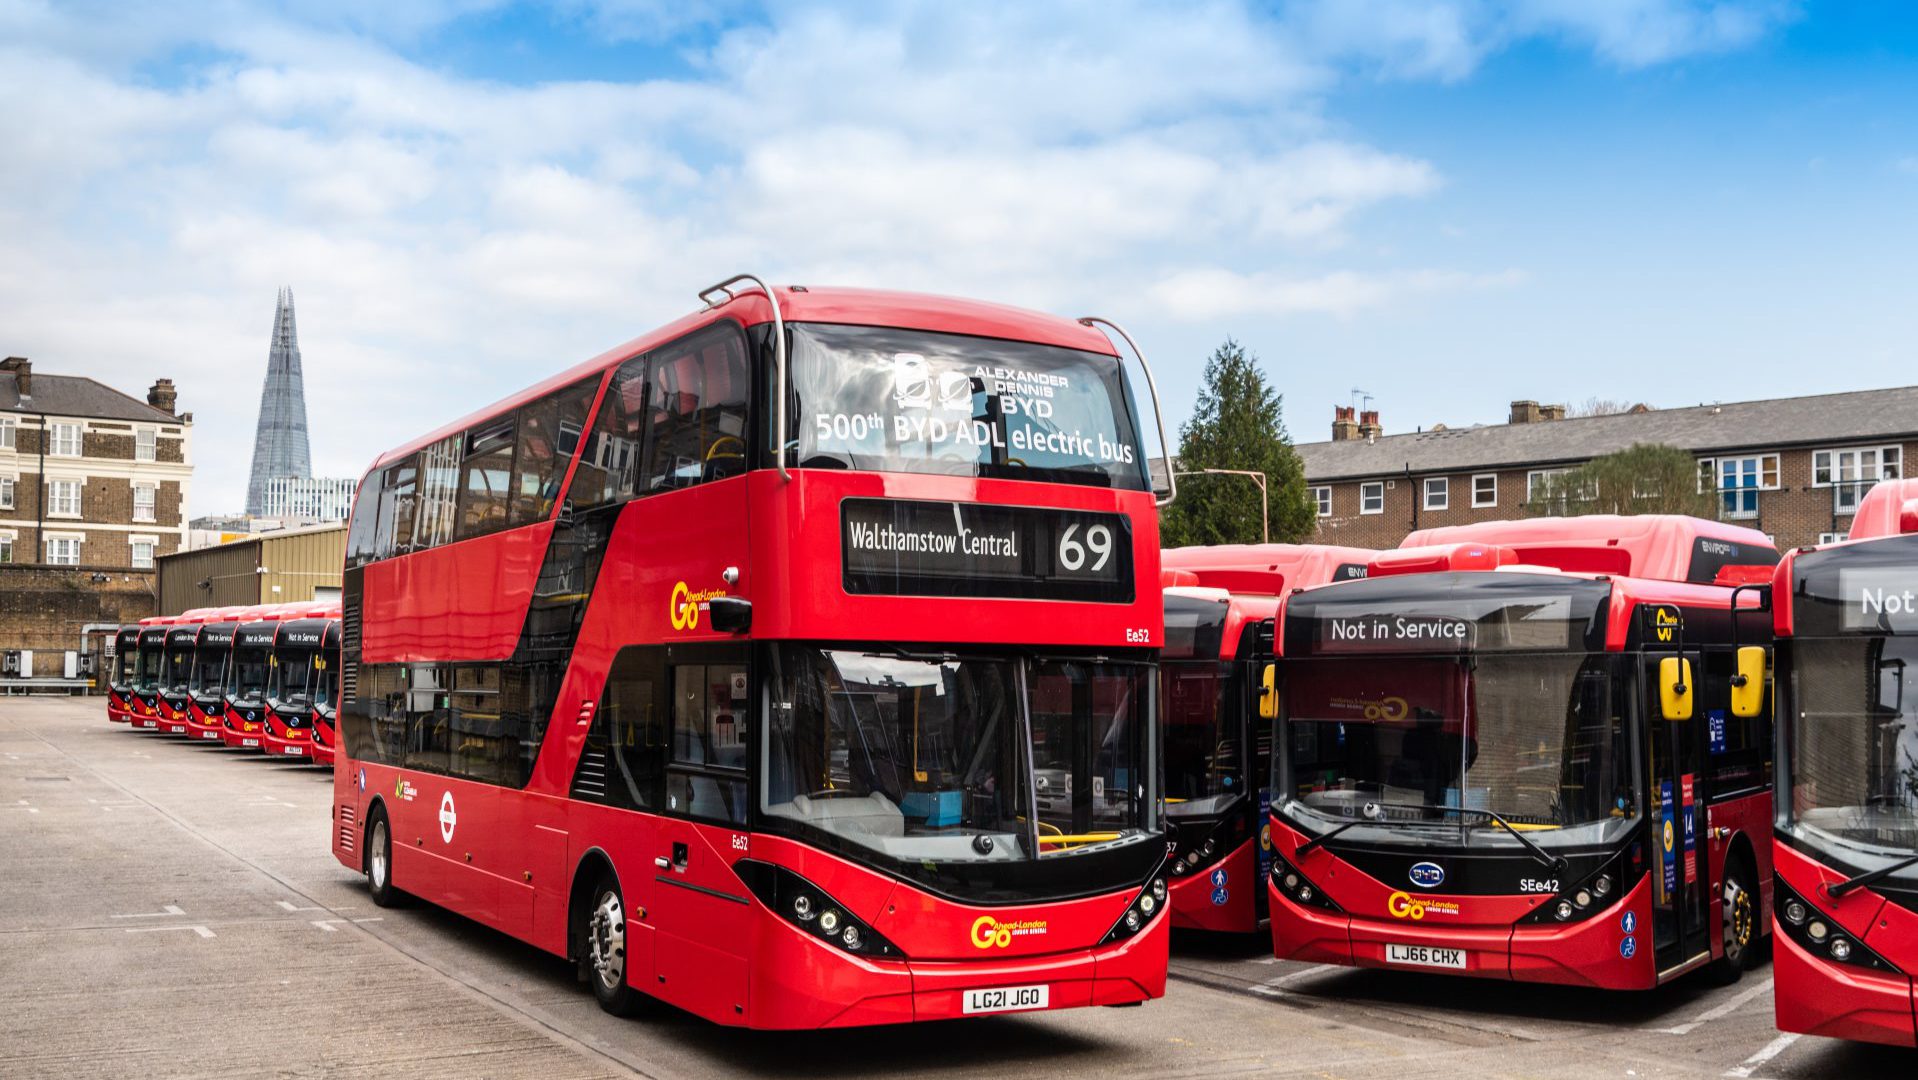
110;905;187;919
310;917;381;932
1654;977;1773;1035
125;924;215;939
275;900;323;912
1725;1032;1801;1078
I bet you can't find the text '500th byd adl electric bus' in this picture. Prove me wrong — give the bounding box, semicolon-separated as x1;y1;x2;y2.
1269;515;1781;989
1773;477;1918;1047
1157;543;1374;933
332;279;1176;1028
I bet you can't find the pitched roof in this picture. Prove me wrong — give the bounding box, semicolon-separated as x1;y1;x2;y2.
1298;384;1918;482
0;373;179;423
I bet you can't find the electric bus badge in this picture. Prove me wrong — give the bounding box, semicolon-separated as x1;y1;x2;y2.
1409;862;1445;889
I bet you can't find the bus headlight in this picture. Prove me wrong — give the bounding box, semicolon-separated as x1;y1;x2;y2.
1151;878;1167;902
1124;909;1141;932
1806;920;1828;943
1138;893;1156;915
1829;938;1852;963
735;860;902;959
1554;900;1575;922
1592;875;1612;899
1782;899;1806;925
1574;889;1592;909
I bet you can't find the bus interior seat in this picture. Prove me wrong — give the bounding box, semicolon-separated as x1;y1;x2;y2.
778;792;906;838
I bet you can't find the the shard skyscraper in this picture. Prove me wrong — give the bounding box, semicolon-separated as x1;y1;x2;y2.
244;287;313;516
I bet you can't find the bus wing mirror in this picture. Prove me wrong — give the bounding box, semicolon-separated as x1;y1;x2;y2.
708;597;753;635
1258;664;1277;720
1659;657;1693;721
1731;646;1766;718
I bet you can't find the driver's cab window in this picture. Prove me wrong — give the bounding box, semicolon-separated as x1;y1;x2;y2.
644;328;749;491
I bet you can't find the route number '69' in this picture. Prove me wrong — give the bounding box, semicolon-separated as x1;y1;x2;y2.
1058;523;1113;573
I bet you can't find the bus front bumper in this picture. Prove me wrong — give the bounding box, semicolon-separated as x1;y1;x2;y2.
1169;837;1261;933
746;902;1169;1029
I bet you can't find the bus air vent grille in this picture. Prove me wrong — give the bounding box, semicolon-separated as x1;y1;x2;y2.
570;749;608;800
337;803;357;854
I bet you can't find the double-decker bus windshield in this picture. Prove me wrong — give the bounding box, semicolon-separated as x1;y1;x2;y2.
312;656;337;711
1281;652;1637;845
1789;633;1918;873
786;324;1148;490
763;647;1154;871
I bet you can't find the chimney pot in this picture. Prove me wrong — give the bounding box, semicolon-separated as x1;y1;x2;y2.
148;378;178;416
1509;400;1542;425
1358;409;1382;439
1331;405;1360;442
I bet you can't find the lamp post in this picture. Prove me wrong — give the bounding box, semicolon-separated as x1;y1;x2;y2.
1173;468;1269;544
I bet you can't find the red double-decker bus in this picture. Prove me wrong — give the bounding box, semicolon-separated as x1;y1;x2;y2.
1270;516;1780;989
262;607;341;761
1157;544;1373;933
106;624;141;723
1773;478;1918;1046
332;280;1176;1028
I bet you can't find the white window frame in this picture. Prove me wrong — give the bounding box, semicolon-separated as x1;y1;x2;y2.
1817;532;1848;545
1423;476;1448;511
1359;481;1385;515
0;529;14;564
1697;454;1780;520
1527;469;1567;504
46;477;82;518
0;474;13;510
0;417;16;451
132;482;156;523
48;421;81;457
129;534;158;569
44;534;82;565
135;426;157;462
1312;486;1332;518
1472;473;1497;508
1813;445;1903;514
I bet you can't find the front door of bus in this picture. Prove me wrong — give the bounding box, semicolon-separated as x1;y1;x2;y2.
1647;649;1708;975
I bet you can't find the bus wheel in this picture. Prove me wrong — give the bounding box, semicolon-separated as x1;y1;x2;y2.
366;810;405;908
1707;860;1756;985
586;877;646;1017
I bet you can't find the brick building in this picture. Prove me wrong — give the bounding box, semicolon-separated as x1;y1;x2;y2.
1;357;193;679
1299;385;1916;552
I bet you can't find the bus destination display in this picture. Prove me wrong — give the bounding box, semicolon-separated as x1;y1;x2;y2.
842;497;1134;601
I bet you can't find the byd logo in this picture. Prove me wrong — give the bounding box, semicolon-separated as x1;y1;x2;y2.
1409;862;1446;889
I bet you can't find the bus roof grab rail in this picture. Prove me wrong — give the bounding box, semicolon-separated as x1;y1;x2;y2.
699;274;790;482
1078;316;1176;509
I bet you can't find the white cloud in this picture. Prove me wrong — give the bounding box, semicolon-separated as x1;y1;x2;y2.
1149;266;1527;320
0;0;1787;513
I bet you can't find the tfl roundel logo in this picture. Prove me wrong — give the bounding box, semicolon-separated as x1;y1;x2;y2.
1408;862;1446;889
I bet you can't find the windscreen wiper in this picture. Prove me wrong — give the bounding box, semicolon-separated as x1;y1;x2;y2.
1293;807;1445;858
1361;801;1569;874
1828;851;1918;898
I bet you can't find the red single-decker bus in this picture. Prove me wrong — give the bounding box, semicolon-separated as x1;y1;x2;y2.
1773;477;1918;1047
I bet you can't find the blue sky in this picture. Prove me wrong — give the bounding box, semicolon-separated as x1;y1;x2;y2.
3;1;1915;515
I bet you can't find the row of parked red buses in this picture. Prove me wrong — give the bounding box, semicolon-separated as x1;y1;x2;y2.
106;602;343;763
99;280;1916;1048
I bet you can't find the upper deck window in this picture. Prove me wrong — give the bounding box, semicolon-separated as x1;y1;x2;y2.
783;324;1147;490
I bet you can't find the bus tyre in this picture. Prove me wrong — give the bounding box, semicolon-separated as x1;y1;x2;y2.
585;877;646;1017
1707;859;1757;986
366;809;405;908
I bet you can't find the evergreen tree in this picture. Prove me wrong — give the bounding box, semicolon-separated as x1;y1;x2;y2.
1158;339;1315;547
1527;443;1718;518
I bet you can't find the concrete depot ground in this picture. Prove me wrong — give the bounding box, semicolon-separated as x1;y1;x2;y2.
1;697;1912;1080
